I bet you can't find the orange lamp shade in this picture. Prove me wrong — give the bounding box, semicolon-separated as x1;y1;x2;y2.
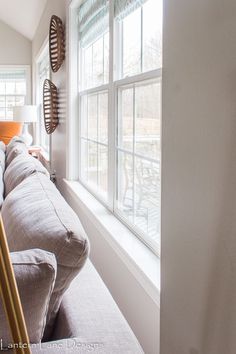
0;122;23;145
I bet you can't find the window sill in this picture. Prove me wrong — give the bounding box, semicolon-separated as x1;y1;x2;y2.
63;179;160;306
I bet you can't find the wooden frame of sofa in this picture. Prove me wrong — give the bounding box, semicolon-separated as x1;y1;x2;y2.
0;215;31;354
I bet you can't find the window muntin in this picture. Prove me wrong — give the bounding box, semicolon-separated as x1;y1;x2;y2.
78;0;162;254
0;68;29;120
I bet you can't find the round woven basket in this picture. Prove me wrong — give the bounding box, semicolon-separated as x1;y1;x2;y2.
43;79;58;134
49;15;65;73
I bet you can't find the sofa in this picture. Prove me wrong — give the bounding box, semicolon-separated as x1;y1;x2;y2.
0;137;143;353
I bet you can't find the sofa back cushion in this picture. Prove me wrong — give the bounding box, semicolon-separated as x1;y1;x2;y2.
4;154;49;196
1;173;90;339
0;168;3;208
0;248;57;347
6;137;28;167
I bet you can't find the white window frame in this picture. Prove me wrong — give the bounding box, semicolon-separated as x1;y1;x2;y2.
69;0;161;256
35;38;51;156
0;64;31;120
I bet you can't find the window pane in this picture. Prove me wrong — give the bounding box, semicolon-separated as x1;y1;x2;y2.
135;80;161;160
83;46;92;89
143;0;162;71
15;96;25;106
93;37;104;87
0;68;28;120
134;157;160;241
0;96;5;107
88;141;98;187
6;108;13;120
88;94;98;140
122;8;141;77
81;95;88;138
117;151;134;223
0;108;5;119
80;138;88;182
98;144;108;198
6;82;15;95
15;81;26;95
98;92;108;144
6;96;15;108
118;87;134;151
0;83;5;94
81;32;109;90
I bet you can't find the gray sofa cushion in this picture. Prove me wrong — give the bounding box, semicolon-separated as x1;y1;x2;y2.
0;141;5;152
4;154;49;196
0;149;5;172
51;260;144;353
6;136;25;155
6;136;28;167
0;168;3;208
0;249;57;347
6;144;28;167
1;173;90;339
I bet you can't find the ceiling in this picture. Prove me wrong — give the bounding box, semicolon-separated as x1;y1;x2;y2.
0;0;47;40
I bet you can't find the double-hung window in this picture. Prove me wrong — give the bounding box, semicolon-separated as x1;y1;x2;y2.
0;66;30;120
78;0;162;254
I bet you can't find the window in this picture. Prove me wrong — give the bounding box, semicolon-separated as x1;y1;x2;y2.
36;44;50;154
0;66;30;120
78;0;162;254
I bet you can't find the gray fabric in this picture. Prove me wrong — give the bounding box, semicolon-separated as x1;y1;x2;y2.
6;136;25;156
51;260;144;353
4;154;49;196
0;249;57;347
0;149;5;172
0;168;3;208
6;143;28;167
1;173;90;339
0;141;5;152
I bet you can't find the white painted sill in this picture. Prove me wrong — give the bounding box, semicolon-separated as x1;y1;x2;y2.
63;179;160;306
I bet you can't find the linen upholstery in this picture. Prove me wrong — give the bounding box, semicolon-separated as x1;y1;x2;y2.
1;173;90;339
6;143;28;167
6;136;25;156
4;154;49;196
50;260;144;353
0;249;57;347
0;141;5;172
0;168;3;208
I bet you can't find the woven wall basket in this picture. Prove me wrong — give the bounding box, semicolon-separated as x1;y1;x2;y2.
49;15;65;72
43;79;59;134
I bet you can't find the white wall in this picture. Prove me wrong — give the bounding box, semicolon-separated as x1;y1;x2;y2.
161;1;236;353
32;1;158;353
0;20;31;65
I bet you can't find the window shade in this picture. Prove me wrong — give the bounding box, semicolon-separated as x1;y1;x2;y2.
0;70;26;81
78;0;109;48
114;0;148;20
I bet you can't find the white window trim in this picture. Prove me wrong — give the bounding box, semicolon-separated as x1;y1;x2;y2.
35;37;51;156
63;178;160;306
68;0;161;256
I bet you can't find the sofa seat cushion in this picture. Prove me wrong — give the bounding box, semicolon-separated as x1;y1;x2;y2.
0;249;57;347
1;173;90;339
51;260;143;353
4;154;49;196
